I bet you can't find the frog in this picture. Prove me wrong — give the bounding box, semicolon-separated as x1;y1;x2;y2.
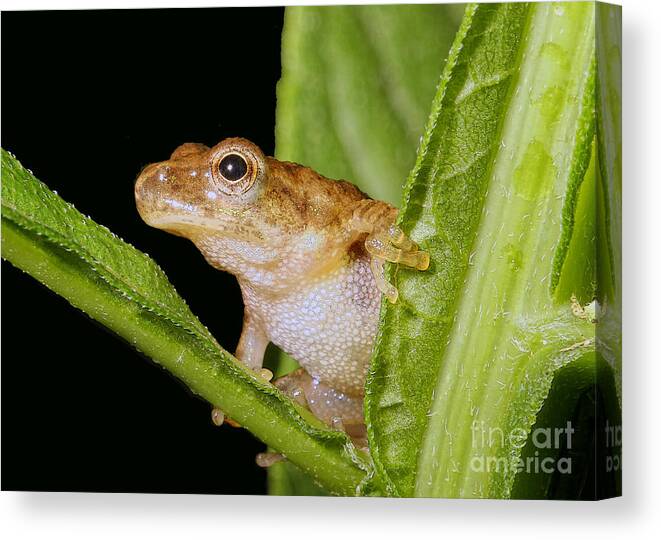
134;137;429;448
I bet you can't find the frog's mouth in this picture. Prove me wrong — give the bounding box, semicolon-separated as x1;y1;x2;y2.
138;206;268;245
134;194;203;236
137;209;216;237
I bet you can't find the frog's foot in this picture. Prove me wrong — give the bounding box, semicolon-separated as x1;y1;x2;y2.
349;200;429;303
274;368;367;448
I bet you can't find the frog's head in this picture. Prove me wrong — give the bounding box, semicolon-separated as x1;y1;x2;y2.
136;136;360;281
135;137;269;241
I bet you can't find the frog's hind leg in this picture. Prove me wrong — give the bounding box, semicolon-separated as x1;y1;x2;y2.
349;199;429;303
274;368;367;447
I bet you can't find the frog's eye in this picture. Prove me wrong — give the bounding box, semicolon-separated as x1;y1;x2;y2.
218;153;248;183
211;140;265;197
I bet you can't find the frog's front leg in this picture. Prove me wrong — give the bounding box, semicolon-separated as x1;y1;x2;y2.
348;199;430;303
211;313;269;427
235;312;269;370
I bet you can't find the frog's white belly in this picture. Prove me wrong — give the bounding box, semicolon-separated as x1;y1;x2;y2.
243;255;381;396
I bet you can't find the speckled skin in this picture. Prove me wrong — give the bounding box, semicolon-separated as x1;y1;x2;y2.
240;255;380;395
134;138;428;435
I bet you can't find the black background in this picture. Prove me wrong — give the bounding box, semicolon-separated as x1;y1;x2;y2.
2;8;285;495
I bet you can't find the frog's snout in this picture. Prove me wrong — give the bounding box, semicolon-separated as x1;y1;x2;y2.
135;154;212;233
135;159;179;222
134;163;160;223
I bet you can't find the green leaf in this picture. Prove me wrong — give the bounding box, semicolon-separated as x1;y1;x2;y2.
272;3;463;495
276;4;464;205
1;149;375;497
365;2;618;497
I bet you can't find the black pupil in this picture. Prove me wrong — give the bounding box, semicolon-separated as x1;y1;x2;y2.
219;154;248;182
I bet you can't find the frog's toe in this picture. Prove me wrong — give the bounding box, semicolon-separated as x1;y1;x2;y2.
256;452;286;468
211;408;225;426
210;407;241;428
386;224;418;252
370;257;399;303
365;234;429;270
